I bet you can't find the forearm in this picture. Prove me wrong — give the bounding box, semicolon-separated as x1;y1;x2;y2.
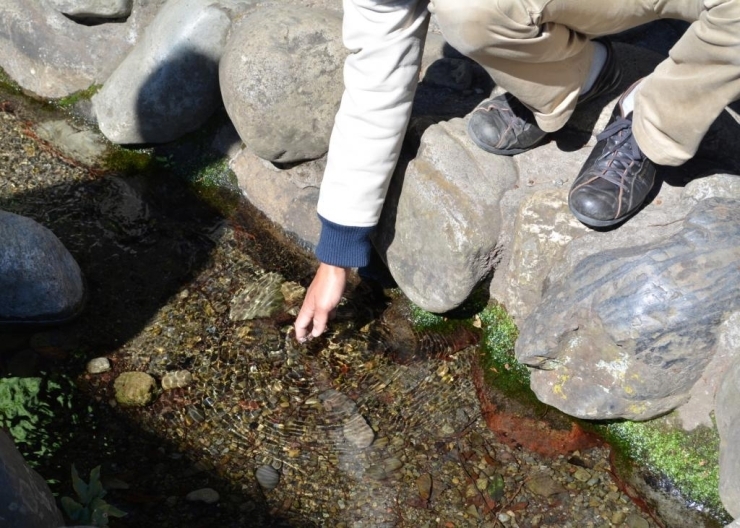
315;0;430;267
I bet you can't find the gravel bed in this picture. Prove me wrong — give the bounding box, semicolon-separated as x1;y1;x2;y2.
0;89;658;528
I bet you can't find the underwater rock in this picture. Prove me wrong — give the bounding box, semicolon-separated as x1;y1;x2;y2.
342;414;375;449
185;487;220;504
114;371;157;406
255;465;279;490
229;272;285;321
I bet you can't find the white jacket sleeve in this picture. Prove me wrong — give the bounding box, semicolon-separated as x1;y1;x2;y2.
316;0;430;228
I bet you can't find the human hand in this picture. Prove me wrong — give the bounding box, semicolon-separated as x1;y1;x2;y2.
294;263;348;343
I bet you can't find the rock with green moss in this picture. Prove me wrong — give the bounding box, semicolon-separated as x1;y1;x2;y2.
480;301;733;526
113;372;156;407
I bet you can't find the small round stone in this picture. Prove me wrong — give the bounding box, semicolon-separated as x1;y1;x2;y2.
185;488;220;504
86;357;111;374
255;465;280;490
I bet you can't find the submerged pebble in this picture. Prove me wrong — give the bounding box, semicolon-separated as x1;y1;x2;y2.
186;488;219;504
161;369;193;390
342;414;374;449
255;465;280;490
87;357;111;374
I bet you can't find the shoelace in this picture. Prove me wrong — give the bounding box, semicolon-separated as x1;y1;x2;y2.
592;115;643;190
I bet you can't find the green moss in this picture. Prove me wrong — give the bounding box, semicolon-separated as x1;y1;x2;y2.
0;66;22;94
102;147;156;175
164;155;241;216
408;286;489;332
600;417;728;521
54;84;101;109
479;303;529;390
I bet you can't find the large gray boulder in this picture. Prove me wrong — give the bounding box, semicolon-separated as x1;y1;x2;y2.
374;118;517;312
0;0;165;98
232;150;323;248
516;197;740;421
219;4;346;163
92;0;254;144
0;210;85;326
0;430;64;528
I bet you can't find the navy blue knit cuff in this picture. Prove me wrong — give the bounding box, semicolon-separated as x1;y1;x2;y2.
315;215;375;268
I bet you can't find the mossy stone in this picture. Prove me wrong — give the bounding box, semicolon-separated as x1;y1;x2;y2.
114;372;156;407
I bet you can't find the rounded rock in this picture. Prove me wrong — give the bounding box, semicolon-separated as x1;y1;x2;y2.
113;371;157;407
86;357;111;374
186;487;220;504
220;4;346;163
0;210;85;327
342;414;375;449
255;465;280;490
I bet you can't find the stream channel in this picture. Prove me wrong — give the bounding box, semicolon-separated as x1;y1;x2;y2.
0;84;658;528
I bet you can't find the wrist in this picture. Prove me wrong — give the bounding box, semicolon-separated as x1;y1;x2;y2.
315;215;375;268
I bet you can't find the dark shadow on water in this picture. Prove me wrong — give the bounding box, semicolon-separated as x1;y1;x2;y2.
0;171;309;527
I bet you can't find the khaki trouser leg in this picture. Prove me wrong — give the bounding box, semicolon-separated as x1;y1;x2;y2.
634;0;740;166
430;0;709;142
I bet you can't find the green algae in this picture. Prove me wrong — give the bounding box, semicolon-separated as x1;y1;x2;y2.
102;147;156;175
475;300;729;524
54;84;101;109
408;289;486;333
477;302;540;405
600;417;728;522
0;66;22;95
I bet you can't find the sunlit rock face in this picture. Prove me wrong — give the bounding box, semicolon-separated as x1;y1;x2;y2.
93;0;255;144
717;357;740;519
47;0;134;19
0;0;166;98
516;198;740;421
220;4;346;163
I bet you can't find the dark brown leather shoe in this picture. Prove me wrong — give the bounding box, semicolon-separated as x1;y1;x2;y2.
467;38;622;156
568;86;656;227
